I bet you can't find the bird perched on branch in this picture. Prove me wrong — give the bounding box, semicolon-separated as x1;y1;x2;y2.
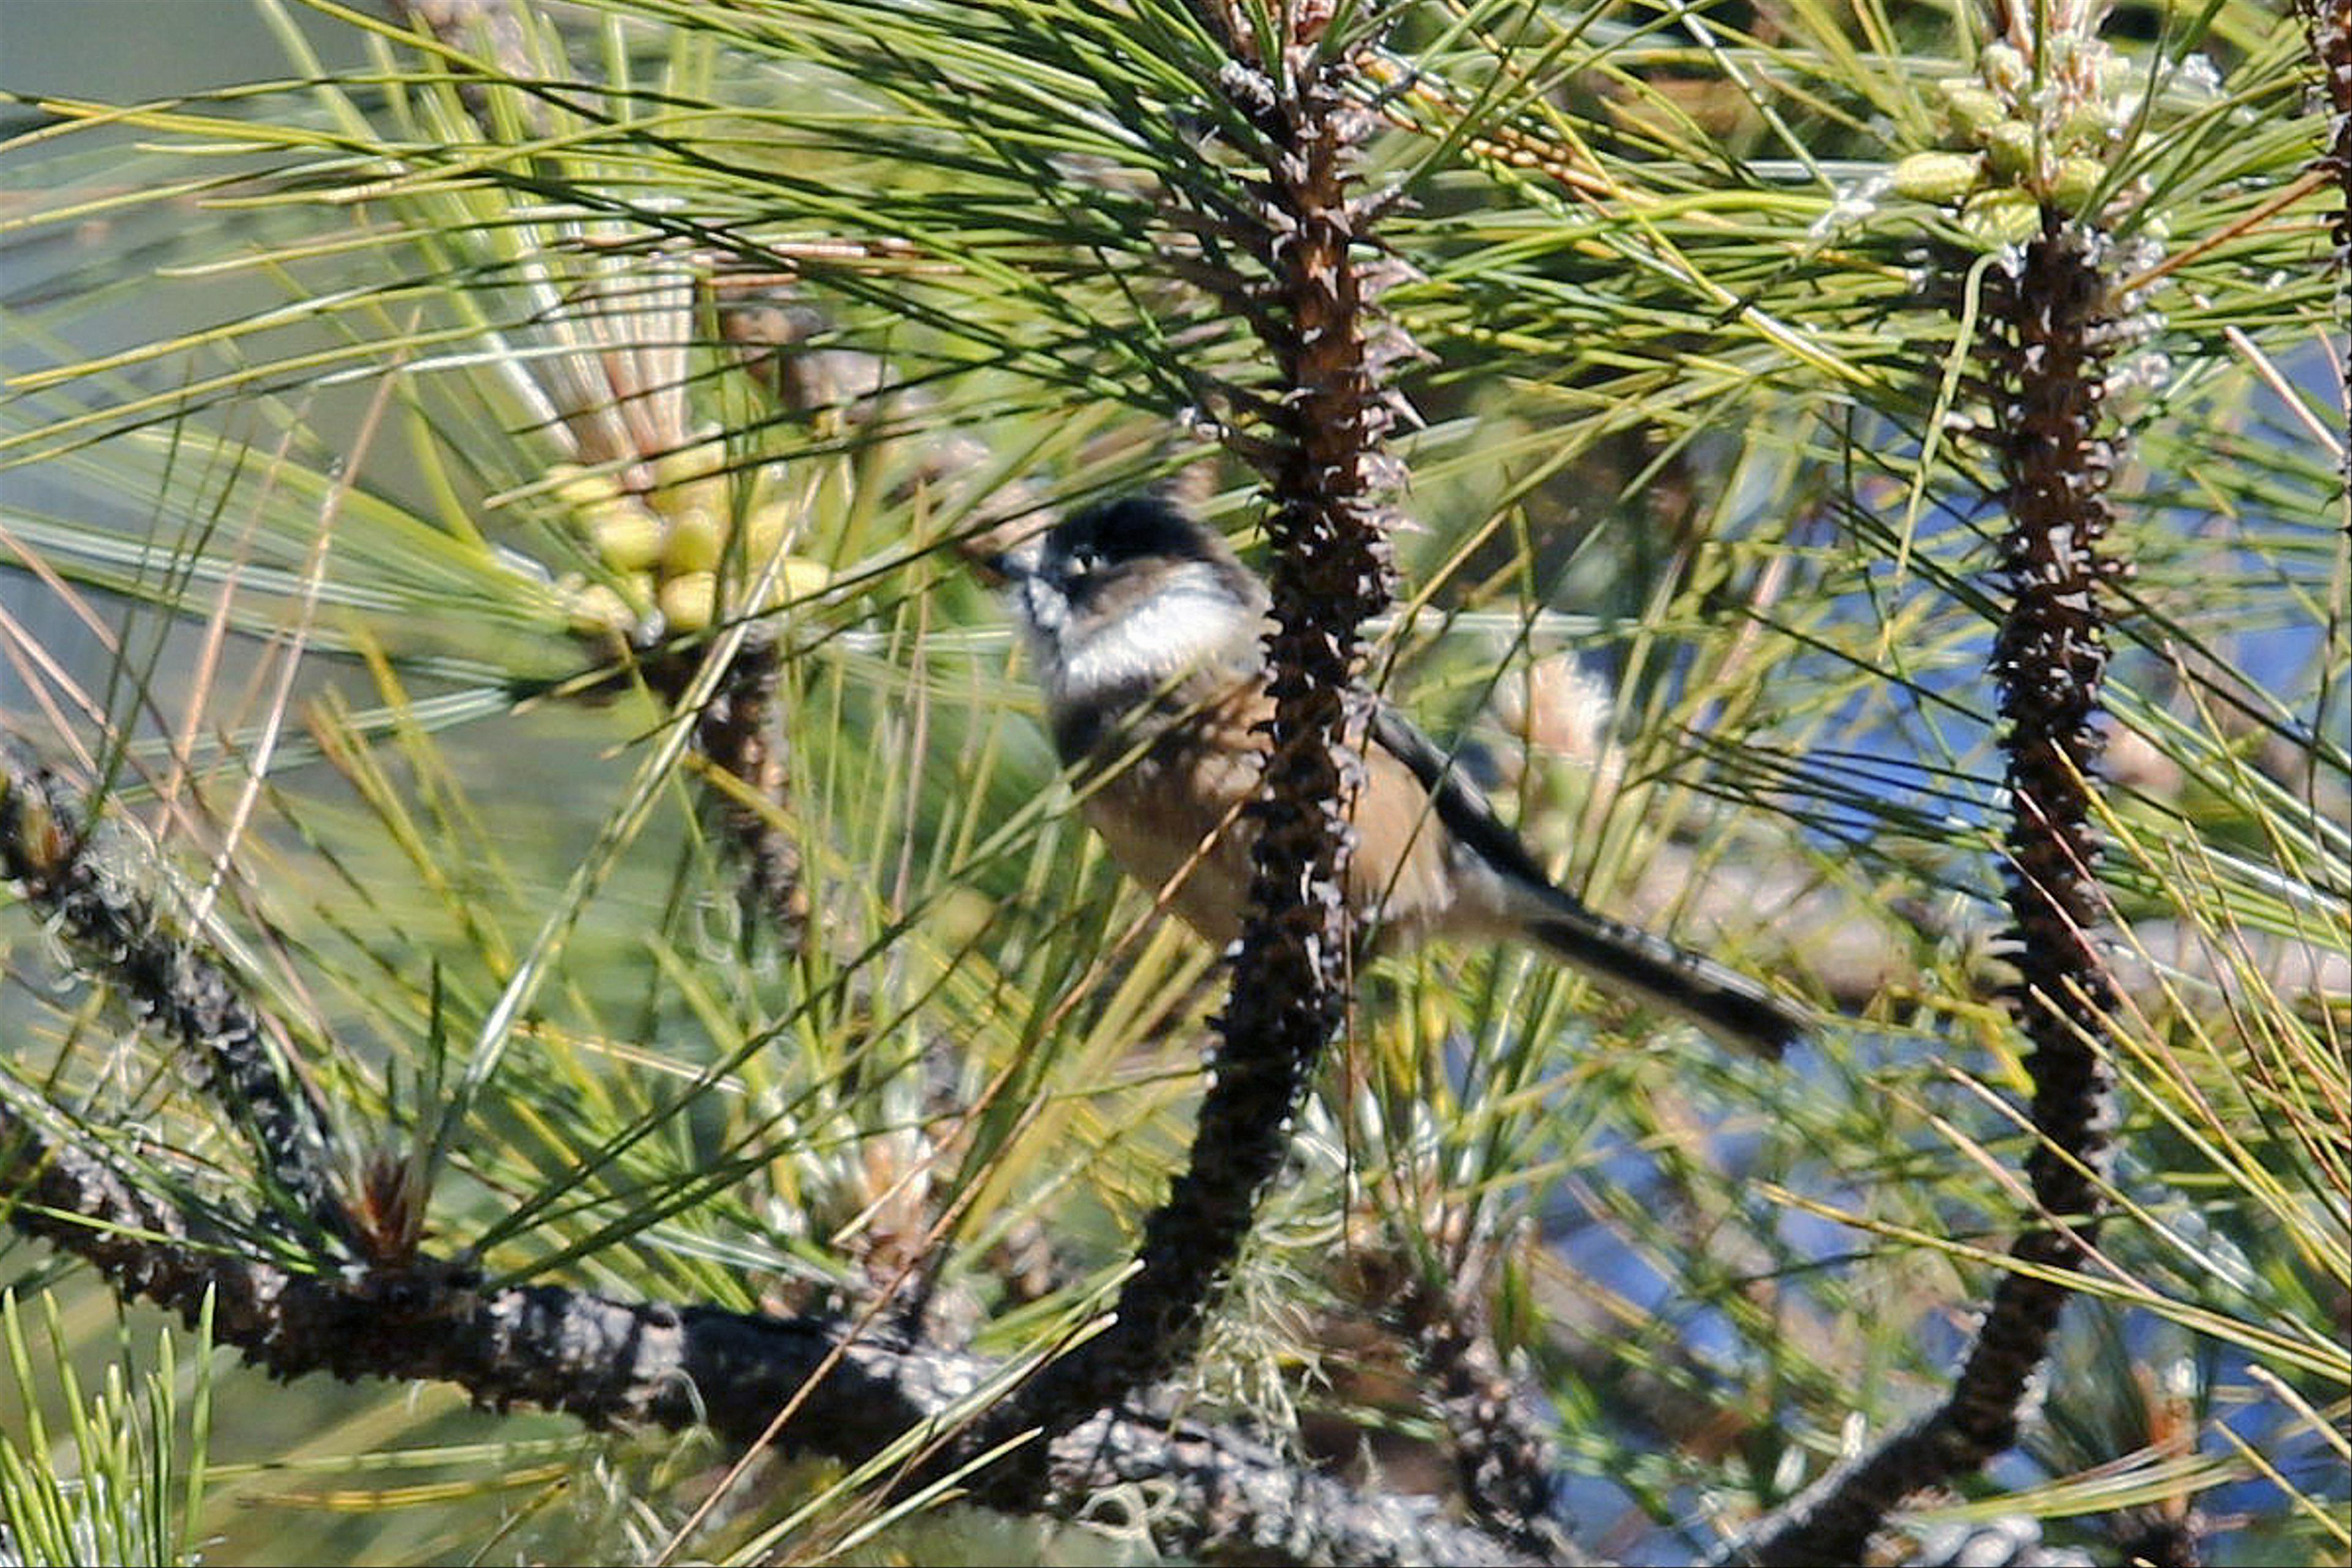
993;494;1808;1058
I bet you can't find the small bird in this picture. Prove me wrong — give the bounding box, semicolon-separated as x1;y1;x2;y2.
997;494;1807;1058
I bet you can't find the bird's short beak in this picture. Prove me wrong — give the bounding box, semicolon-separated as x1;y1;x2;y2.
986;535;1047;587
953;522;1041;587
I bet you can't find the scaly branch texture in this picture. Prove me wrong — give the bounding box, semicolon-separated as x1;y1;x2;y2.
2300;0;2352;255
953;3;1410;1504
1971;216;2125;1444
660;635;810;948
0;740;350;1243
1729;216;2127;1567
2295;0;2352;483
1398;1268;1581;1562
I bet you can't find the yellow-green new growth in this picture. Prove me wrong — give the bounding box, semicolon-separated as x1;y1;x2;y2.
1898;1;2140;241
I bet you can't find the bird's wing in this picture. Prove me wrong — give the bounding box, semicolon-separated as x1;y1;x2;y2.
1369;702;1559;894
1370;701;1805;1057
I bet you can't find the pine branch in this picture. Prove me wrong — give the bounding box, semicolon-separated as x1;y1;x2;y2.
2294;0;2352;490
945;4;1417;1508
0;730;1542;1564
1397;1269;1582;1563
0;1092;1538;1568
1723;210;2131;1568
660;634;811;951
0;738;353;1246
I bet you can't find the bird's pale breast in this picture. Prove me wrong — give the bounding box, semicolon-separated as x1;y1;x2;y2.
1072;676;1487;949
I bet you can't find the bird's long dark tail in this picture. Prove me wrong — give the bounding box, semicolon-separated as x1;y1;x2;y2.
1518;886;1807;1060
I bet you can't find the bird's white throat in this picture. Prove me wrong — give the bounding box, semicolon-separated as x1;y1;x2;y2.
1047;564;1259;707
